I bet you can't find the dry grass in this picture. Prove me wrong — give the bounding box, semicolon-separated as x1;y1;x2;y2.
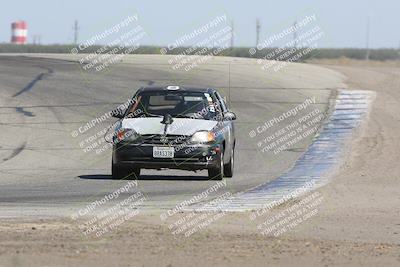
307;57;400;68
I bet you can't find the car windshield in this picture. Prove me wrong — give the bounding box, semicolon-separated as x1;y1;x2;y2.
126;91;218;120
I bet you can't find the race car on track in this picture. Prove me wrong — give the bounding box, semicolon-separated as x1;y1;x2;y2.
111;85;236;180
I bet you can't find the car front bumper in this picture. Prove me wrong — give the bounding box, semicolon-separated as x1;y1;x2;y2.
113;142;221;171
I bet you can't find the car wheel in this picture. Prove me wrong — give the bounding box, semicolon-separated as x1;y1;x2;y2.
112;161;125;179
208;150;224;180
112;159;141;179
223;147;234;178
127;167;141;179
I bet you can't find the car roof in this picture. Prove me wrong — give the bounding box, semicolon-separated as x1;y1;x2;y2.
137;86;216;94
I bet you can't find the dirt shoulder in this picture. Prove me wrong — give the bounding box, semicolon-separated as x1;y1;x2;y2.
0;213;399;267
285;62;400;246
1;62;400;267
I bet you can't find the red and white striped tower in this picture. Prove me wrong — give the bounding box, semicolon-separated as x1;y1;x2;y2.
11;21;28;44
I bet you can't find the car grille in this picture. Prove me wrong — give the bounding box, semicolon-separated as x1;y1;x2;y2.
139;134;190;145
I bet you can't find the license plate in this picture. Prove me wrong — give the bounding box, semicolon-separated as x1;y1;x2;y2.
153;147;174;158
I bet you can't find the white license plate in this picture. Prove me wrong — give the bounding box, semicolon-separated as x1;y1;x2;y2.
153;147;174;158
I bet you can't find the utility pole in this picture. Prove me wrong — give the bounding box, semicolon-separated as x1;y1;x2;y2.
365;17;370;61
73;20;79;44
230;20;234;48
33;35;41;45
293;21;298;48
256;19;261;47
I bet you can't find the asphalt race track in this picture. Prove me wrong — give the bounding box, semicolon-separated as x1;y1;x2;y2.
0;55;344;217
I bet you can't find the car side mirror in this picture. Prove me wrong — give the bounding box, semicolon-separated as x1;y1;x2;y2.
223;111;236;121
111;108;125;119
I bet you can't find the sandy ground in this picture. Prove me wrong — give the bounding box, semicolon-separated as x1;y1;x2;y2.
1;60;400;266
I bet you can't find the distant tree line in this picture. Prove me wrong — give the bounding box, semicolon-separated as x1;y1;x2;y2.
0;44;398;61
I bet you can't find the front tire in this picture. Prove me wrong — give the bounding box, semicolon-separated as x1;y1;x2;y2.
224;147;234;178
208;150;224;180
112;162;125;179
112;161;140;179
128;167;141;179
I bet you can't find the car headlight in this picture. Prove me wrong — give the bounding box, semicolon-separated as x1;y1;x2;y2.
115;128;139;143
190;131;215;143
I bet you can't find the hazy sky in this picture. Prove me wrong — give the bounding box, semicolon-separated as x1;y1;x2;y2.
1;0;399;48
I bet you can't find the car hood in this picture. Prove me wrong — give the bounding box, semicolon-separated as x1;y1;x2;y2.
122;117;218;136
